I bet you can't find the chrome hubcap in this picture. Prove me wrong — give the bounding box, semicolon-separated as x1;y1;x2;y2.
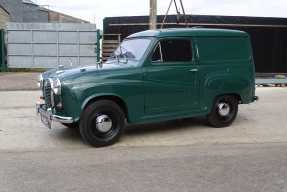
95;115;113;133
217;102;230;117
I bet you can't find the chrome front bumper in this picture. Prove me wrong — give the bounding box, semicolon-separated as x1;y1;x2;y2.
36;103;73;129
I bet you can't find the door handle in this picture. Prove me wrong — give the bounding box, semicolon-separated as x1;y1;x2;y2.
189;69;198;72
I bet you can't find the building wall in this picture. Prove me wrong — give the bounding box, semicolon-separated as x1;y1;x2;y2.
22;3;48;22
0;0;23;22
0;7;9;29
48;10;88;23
0;0;88;23
6;23;99;69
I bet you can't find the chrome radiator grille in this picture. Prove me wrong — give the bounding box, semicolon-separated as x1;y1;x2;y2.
43;80;52;108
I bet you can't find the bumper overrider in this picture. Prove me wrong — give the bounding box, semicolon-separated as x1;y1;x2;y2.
36;103;73;129
37;76;73;129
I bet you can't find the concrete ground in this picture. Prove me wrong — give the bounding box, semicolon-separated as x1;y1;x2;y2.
0;88;286;151
0;72;40;91
0;87;287;192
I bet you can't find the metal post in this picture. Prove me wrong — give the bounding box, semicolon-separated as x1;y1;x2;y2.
77;30;80;66
57;30;60;67
31;30;34;68
0;30;6;72
149;0;157;30
161;0;173;29
96;30;101;62
179;0;189;26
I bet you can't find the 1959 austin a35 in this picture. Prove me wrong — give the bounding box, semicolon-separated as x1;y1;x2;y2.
36;28;258;147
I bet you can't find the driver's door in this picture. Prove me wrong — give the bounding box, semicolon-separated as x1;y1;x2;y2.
144;38;200;116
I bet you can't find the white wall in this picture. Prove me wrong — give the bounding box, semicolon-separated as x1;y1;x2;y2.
7;22;100;69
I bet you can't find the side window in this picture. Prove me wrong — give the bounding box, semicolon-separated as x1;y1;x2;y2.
152;39;193;63
152;43;162;62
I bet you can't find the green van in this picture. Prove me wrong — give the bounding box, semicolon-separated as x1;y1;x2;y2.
36;28;258;147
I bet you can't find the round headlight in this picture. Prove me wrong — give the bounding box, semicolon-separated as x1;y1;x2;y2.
51;78;61;95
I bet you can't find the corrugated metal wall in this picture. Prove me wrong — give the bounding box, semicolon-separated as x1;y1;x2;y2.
103;15;287;74
7;23;100;69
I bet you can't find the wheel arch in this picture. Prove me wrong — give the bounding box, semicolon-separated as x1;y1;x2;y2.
213;93;242;104
81;94;129;121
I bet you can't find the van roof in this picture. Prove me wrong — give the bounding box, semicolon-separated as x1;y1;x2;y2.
127;28;248;38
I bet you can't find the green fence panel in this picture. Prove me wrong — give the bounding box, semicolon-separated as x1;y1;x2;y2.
0;30;6;72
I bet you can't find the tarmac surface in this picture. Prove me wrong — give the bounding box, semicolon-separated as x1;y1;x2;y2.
1;143;287;192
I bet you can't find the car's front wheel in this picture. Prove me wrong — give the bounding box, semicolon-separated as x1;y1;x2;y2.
79;100;125;147
207;95;238;128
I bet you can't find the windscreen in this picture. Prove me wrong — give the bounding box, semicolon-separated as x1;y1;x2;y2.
112;38;151;61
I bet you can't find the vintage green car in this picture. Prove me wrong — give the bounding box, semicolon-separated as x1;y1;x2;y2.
36;28;258;147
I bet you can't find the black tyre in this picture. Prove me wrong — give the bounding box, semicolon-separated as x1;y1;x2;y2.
79;100;125;147
207;95;238;128
61;122;78;129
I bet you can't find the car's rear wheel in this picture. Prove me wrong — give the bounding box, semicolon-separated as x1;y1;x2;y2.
207;95;238;128
79;100;125;147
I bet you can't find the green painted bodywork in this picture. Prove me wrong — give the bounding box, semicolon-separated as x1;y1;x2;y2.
44;28;256;124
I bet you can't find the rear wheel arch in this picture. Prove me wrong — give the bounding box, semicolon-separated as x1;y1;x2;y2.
213;93;242;104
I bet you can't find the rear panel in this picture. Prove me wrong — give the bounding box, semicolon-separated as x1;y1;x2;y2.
195;36;255;112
